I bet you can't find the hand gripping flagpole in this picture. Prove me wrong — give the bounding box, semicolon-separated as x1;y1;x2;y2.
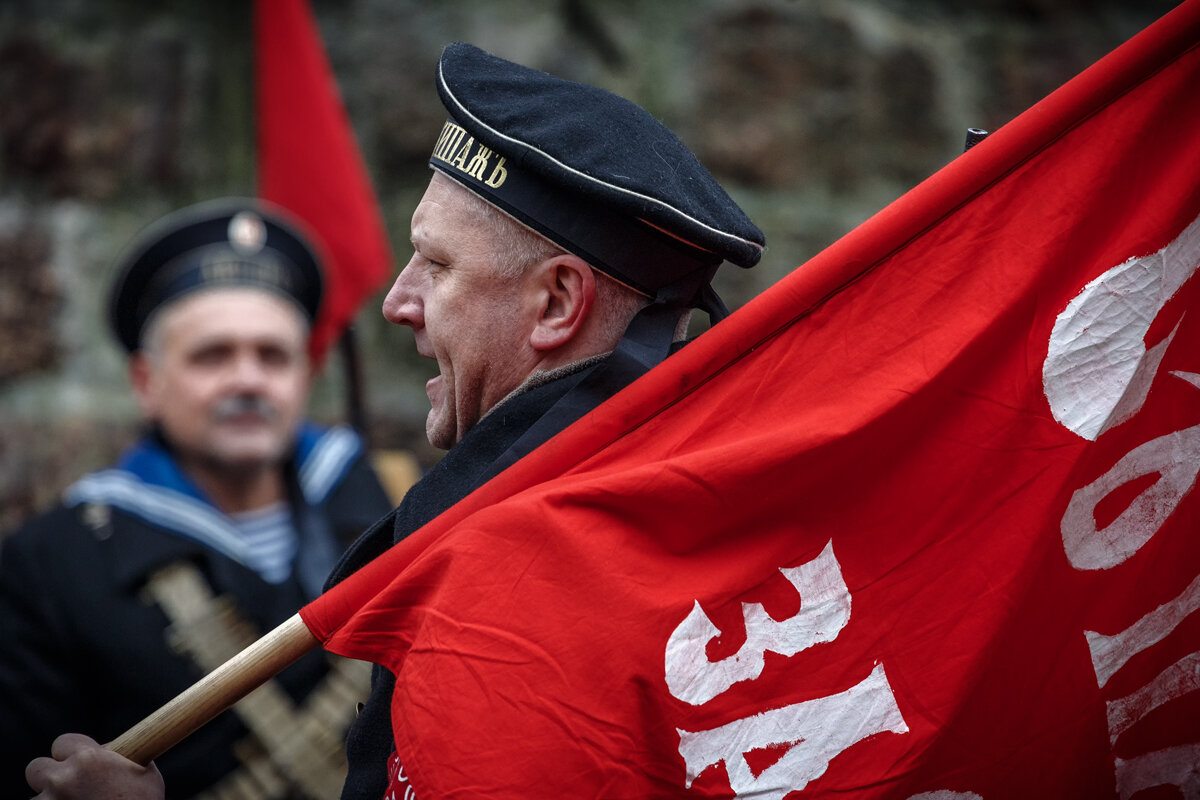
106;614;318;765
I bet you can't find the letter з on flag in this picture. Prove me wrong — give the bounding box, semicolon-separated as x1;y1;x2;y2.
255;0;392;363
301;3;1200;797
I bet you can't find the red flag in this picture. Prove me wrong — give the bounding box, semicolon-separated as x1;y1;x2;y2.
256;0;392;362
303;3;1200;797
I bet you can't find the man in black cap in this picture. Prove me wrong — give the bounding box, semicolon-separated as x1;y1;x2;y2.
2;198;393;799
323;43;763;799
24;43;763;799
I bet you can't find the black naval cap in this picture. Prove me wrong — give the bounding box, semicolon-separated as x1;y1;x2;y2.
429;42;764;313
109;198;324;353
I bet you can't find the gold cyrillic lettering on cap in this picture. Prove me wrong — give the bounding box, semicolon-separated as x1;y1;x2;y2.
431;121;509;188
430;121;449;160
257;260;287;288
485;157;508;188
202;260;239;283
463;144;493;181
433;122;466;163
448;136;474;171
200;257;292;290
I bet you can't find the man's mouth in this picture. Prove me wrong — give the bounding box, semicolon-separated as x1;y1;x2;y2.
426;374;444;405
220;412;270;425
417;345;443;405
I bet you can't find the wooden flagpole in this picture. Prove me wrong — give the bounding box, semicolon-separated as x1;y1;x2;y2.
106;614;319;765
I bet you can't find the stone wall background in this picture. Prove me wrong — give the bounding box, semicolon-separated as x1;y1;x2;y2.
0;0;1179;533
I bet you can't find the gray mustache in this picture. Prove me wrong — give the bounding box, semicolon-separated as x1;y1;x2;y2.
211;395;279;423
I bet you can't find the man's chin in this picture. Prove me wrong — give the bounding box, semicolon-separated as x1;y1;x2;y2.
425;412;455;451
205;437;289;472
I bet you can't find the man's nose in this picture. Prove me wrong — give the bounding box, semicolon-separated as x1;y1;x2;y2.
382;259;423;328
229;351;269;389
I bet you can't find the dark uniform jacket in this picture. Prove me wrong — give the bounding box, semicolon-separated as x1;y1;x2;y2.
0;424;392;799
327;361;615;800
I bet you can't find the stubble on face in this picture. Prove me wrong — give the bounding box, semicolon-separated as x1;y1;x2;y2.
390;175;541;450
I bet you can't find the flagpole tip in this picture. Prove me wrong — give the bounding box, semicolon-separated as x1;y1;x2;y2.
964;128;990;151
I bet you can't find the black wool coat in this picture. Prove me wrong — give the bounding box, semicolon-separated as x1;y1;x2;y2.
0;451;391;799
328;362;612;800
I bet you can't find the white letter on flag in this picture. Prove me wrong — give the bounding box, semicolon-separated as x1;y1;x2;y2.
665;540;851;706
666;542;908;797
676;662;908;799
1043;212;1200;442
1061;419;1200;571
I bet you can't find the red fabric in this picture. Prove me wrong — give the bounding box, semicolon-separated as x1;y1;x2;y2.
302;3;1200;797
255;0;392;363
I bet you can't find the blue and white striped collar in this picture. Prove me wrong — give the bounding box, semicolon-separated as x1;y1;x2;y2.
63;424;364;570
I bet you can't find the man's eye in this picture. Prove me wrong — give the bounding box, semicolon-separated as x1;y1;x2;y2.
259;347;293;367
190;348;227;365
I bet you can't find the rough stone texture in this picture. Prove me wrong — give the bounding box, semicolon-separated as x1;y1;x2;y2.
0;0;1180;535
0;418;141;533
0;219;60;381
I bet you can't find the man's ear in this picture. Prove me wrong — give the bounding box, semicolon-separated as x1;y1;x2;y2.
128;352;159;418
528;254;596;351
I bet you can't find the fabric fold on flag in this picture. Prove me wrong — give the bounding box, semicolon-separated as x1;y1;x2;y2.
302;2;1200;797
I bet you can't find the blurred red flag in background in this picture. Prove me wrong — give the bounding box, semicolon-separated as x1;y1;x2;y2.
255;0;392;364
301;2;1200;797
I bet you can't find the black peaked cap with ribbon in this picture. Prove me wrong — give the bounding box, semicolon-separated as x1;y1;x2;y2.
109;198;324;353
430;43;768;479
431;42;764;306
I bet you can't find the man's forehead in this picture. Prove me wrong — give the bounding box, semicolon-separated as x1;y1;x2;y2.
414;173;480;219
410;174;493;244
153;287;308;343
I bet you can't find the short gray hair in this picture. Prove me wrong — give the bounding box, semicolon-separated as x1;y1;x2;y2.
459;189;662;344
456;186;563;279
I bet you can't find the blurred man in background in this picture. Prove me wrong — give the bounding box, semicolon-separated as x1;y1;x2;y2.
0;199;393;799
